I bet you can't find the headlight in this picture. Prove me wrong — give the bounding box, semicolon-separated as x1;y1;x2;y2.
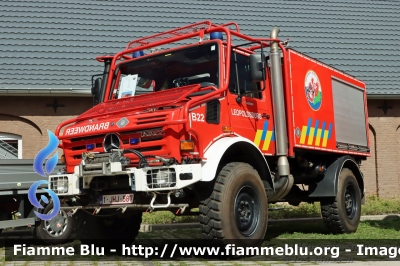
146;168;176;189
55;177;68;193
57;179;68;193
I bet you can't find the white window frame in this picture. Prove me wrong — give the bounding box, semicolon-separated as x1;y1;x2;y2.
0;132;22;159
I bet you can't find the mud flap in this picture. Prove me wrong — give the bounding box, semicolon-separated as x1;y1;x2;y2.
308;155;364;199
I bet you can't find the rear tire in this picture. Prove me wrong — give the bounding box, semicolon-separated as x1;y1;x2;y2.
321;168;361;234
199;162;268;247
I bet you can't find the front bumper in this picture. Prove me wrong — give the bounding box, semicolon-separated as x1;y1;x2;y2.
48;162;202;196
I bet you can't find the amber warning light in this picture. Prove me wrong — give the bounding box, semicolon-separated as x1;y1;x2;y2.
222;126;232;133
180;140;195;151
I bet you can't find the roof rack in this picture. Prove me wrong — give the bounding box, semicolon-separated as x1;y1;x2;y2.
125;20;241;51
126;20;212;50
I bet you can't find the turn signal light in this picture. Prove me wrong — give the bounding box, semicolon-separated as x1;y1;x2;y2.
222;126;232;133
180;140;195;151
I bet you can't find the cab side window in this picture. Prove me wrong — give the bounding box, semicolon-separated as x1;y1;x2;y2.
229;52;262;99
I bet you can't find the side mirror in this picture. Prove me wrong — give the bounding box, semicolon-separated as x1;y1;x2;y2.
249;54;266;82
91;77;102;105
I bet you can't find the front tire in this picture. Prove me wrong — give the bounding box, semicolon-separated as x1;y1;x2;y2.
199;162;268;247
321;168;361;234
77;211;142;249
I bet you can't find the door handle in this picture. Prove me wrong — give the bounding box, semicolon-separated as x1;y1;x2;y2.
262;113;270;119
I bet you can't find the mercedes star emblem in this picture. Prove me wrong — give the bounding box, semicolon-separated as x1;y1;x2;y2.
103;133;121;152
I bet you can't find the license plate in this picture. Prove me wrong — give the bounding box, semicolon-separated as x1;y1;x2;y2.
100;194;134;205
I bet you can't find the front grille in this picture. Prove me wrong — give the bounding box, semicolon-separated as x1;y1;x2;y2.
70;134;105;143
120;127;164;143
90;175;130;190
136;115;167;125
206;99;220;124
71;145;86;151
65;127;167;167
136;146;163;153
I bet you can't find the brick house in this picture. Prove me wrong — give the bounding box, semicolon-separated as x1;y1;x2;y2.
1;0;399;197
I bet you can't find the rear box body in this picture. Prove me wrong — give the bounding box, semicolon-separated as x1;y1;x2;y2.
287;49;370;157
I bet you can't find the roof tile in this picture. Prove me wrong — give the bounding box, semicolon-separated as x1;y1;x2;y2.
0;0;399;95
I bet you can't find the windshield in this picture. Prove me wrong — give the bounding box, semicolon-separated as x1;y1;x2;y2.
109;42;220;100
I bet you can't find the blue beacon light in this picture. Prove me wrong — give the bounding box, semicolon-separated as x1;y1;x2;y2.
130;138;140;145
86;143;95;150
132;50;145;58
210;32;223;41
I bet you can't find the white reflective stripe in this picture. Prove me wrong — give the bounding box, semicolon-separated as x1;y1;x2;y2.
201;136;269;182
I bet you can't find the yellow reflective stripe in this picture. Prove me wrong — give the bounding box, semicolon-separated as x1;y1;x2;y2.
300;125;308;144
254;130;263;146
322;130;329;147
315;128;322;146
307;127;315;145
262;131;273;151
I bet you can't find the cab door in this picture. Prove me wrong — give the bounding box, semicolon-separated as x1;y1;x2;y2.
227;51;276;155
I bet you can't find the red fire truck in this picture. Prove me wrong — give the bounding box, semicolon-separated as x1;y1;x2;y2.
50;21;370;247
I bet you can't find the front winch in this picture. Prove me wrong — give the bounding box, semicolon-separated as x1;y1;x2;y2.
79;150;130;176
83;150;130;165
79;149;177;178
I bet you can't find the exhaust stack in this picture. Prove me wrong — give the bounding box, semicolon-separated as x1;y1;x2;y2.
269;27;290;178
99;58;112;103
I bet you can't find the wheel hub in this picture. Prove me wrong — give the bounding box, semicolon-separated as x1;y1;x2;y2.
234;186;260;237
238;200;252;223
344;185;357;219
44;209;67;236
345;194;352;210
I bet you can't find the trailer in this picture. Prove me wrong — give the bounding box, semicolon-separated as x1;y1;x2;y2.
0;159;74;244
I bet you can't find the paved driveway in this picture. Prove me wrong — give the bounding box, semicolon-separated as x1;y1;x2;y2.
0;228;398;265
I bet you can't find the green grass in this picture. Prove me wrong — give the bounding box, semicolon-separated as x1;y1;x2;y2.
361;194;400;215
267;218;400;240
142;195;400;224
137;218;400;240
268;202;321;219
142;209;199;224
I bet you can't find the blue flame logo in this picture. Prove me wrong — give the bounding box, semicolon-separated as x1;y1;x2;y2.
28;180;61;220
33;130;59;177
29;130;61;221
